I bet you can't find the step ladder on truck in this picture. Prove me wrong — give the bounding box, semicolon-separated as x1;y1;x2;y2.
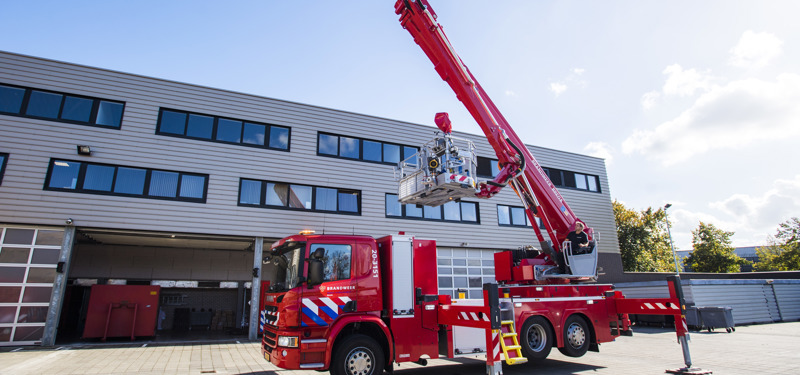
258;1;710;375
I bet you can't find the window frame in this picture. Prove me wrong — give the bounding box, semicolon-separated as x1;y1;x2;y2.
0;152;7;185
316;132;418;166
384;193;480;224
497;204;546;229
238;178;361;216
43;159;208;203
156;108;291;152
0;82;125;129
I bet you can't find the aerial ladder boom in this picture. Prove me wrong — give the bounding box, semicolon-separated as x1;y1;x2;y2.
394;0;594;277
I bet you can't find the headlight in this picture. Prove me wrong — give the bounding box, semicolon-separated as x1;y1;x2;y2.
278;335;299;348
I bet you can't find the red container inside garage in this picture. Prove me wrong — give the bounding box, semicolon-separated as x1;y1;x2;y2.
82;285;161;340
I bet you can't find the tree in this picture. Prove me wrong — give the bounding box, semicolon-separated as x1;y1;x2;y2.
612;200;676;272
754;217;800;271
685;222;749;273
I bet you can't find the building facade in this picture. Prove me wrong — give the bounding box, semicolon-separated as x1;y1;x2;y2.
0;51;622;346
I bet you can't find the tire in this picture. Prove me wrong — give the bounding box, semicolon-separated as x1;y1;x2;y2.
520;316;553;361
557;315;590;358
330;334;385;375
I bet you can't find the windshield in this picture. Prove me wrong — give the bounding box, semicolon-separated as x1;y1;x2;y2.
268;241;306;292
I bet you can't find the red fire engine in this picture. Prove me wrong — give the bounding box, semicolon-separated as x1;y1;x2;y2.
261;1;700;375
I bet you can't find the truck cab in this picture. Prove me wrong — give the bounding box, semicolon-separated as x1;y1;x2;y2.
261;234;440;374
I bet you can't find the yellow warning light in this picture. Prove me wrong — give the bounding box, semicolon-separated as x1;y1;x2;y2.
299;230;316;235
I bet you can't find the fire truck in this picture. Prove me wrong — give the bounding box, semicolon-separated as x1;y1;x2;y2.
261;1;697;374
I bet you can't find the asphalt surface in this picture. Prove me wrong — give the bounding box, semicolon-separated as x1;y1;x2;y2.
1;322;798;374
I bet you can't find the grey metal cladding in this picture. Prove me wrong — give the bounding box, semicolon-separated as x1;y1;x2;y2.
0;50;620;254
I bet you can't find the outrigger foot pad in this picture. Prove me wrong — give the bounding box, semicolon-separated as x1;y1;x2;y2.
666;367;712;374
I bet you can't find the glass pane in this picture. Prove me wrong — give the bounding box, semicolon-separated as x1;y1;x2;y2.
288;185;312;209
179;175;206;199
22;287;53;303
0;85;25;113
216;118;242;143
511;207;526;226
453;268;467;275
269;126;289;149
469;277;482;287
468;259;482;266
423;206;441;220
438;277;452;288
469;290;483;299
186;114;213;139
35;230;63;246
437;258;451;265
243;122;266;146
13;326;44;342
405;204;422;218
338;191;359;213
443;201;461;221
0;306;17;323
453;259;466;266
318;134;338;155
4;229;35;245
491;161;501;177
83;164;115;191
575;173;588;190
148;171;179;197
26;267;56;283
339;137;359;159
437;267;451;275
159;110;187;134
17;306;49;323
308;244;352;281
315;187;337;211
0;286;22;303
587;176;598;192
0;267;26;283
363;141;381;162
0;248;29;263
26;91;62;118
461;202;477;222
239;179;262;205
383;144;400;163
482;259;494;266
468;268;481;275
31;249;60;264
60;96;92;122
497;205;510;225
549;169;563;186
385;194;401;216
96;101;123;127
265;183;288;206
48;160;80;189
403;146;417;166
454;277;468;287
114;167;147;195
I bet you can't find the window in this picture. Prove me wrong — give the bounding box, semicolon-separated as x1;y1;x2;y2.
239;179;361;215
385;194;479;224
317;132;418;165
0;83;125;128
497;204;546;228
44;159;208;203
543;167;601;193
477;157;501;178
0;153;7;185
156;108;290;151
311;244;352;282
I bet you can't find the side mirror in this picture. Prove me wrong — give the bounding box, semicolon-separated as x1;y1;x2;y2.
307;259;324;287
274;255;288;269
262;254;273;264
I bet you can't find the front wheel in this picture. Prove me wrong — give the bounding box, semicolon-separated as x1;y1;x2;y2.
521;316;553;361
330;334;385;375
558;315;590;358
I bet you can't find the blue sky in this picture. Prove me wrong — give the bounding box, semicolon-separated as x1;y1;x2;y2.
2;1;799;250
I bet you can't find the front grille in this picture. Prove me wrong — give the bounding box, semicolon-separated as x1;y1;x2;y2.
263;325;277;350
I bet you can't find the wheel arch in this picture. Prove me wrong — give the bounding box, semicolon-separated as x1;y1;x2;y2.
326;316;393;369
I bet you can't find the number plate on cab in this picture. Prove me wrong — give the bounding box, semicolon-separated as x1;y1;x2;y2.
264;352;270;361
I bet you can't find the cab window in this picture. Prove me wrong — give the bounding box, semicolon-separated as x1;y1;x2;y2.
310;244;352;281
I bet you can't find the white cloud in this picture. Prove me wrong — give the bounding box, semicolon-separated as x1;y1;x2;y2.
641;90;660;110
662;64;715;97
549;82;567;96
622;73;800;165
583;142;614;165
505;90;517;97
710;175;800;230
573;68;585;75
729;30;783;69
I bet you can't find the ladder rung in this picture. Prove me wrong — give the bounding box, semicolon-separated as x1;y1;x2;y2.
505;345;521;350
506;358;528;365
502;333;517;338
501;320;514;325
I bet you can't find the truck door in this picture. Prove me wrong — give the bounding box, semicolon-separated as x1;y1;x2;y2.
300;240;357;327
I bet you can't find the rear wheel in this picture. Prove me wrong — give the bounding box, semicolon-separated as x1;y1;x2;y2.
521;316;553;361
558;315;590;357
331;334;385;375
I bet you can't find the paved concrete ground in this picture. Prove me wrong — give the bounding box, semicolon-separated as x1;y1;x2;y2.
1;322;798;375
